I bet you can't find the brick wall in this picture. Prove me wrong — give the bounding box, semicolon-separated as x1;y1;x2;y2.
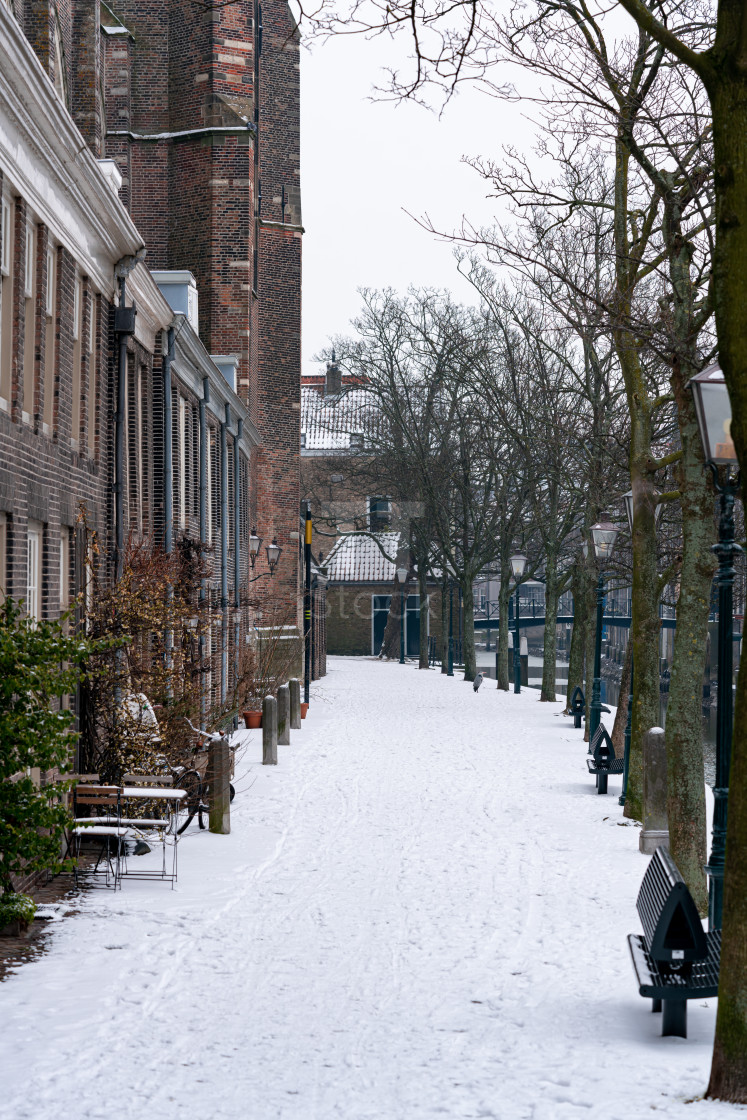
327;584;444;657
100;0;302;645
0;171;112;617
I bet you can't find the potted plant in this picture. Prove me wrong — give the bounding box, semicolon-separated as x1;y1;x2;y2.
0;893;36;938
243;708;262;729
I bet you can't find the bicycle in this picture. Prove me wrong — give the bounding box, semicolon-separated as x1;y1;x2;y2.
172;721;236;834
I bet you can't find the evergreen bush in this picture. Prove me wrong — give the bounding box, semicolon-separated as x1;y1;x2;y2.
0;598;102;897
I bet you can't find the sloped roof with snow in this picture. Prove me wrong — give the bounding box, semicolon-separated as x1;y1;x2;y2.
301;384;377;453
325;532;401;583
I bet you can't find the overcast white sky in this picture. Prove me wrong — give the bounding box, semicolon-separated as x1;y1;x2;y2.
299;33;535;376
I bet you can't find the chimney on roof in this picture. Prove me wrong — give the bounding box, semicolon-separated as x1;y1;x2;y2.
325;350;342;397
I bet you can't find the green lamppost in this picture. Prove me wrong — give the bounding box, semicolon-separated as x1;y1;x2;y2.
690;362;741;930
510;553;527;694
397;565;408;665
588;520;619;741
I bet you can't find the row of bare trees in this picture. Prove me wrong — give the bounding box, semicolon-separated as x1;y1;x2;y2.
295;0;747;1094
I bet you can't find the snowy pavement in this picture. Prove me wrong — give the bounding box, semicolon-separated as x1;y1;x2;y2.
0;657;741;1120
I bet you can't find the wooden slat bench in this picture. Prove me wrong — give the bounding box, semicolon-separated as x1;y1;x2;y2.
586;724;624;794
628;847;719;1037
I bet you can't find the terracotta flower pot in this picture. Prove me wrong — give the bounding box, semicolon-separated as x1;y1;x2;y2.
300;703;309;719
243;710;262;729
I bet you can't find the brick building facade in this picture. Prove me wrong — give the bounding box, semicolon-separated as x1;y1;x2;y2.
0;0;299;731
99;0;303;629
301;361;442;659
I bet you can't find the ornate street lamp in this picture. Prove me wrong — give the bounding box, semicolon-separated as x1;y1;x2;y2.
249;528;262;569
622;490;664;534
396;565;408;665
588;520;619;740
266;538;282;575
689;360;741;930
510;554;528;694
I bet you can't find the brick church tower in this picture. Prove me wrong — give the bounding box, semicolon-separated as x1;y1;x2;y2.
102;0;303;622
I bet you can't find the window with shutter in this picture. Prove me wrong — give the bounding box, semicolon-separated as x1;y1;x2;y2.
43;244;56;432
0;196;12;409
22;223;36;421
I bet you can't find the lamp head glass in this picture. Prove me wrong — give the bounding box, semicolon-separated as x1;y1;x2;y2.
590;520;619;561
689;362;738;465
509;553;527;579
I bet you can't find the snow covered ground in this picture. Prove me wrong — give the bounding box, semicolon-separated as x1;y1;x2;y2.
0;657;742;1120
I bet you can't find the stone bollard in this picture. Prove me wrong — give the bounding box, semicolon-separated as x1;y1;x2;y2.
262;695;278;765
209;736;231;834
289;678;301;729
640;727;669;854
277;683;290;746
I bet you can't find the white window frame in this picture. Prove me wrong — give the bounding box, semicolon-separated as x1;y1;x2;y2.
59;529;69;612
0;198;10;277
27;522;42;621
88;290;95;353
24;224;34;298
73;276;80;340
46;244;55;317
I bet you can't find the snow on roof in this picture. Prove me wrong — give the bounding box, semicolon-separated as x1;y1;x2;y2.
325;532;401;583
301;384;376;453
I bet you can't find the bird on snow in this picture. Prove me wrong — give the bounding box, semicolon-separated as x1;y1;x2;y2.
473;672;484;693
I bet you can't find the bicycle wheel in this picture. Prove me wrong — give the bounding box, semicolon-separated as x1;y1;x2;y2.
174;769;202;835
197;782;235;828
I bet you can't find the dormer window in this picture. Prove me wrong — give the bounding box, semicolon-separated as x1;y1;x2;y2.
368;498;391;532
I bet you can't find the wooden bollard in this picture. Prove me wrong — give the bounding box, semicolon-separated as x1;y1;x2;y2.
289;678;301;729
640;727;668;854
262;695;278;765
277;683;290;746
208;736;231;834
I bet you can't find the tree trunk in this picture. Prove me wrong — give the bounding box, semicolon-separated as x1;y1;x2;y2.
624;464;661;821
540;553;559;701
418;563;429;669
566;563;587;712
704;66;747;1102
497;578;510;690
461;574;477;682
611;637;632;756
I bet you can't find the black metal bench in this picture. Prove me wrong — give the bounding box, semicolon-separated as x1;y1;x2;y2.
569;686;585;729
628;847;719;1038
586;724;624;794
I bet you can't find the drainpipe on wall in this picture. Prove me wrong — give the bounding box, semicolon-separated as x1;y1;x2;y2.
220;403;230;705
199;377;210;727
163;326;175;555
234;420;243;692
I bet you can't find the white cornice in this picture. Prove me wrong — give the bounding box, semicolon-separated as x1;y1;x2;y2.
0;6;145;297
127;263;172;351
170;314;261;451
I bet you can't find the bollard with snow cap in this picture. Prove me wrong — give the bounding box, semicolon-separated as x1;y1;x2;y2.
277;684;290;746
262;695;278;765
640;727;669;854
